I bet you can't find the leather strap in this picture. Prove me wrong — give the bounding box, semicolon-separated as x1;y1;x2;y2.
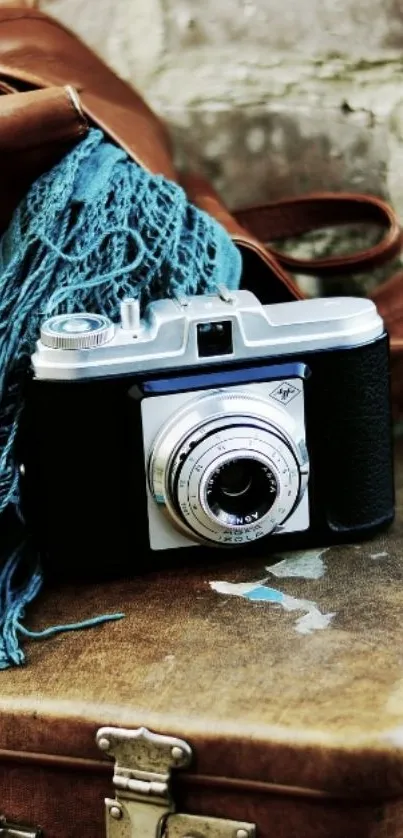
235;193;403;276
0;0;37;6
188;171;403;354
182;172;305;300
234;192;403;355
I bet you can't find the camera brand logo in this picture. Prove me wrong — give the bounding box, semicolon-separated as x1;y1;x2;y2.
270;381;300;404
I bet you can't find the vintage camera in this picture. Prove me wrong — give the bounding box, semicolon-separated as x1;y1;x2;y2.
19;289;394;575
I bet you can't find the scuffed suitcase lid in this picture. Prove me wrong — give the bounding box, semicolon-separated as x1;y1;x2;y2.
1;447;403;799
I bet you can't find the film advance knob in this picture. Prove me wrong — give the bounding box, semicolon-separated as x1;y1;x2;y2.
40;313;115;349
120;297;140;332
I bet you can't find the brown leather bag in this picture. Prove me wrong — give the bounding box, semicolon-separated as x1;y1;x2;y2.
0;85;87;234
0;2;401;403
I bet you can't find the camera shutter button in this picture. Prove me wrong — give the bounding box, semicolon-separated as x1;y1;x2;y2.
120;297;140;332
40;313;115;349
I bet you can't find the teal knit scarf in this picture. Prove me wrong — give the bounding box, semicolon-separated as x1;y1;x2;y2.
0;128;242;669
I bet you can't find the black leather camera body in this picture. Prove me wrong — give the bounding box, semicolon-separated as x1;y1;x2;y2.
19;290;394;575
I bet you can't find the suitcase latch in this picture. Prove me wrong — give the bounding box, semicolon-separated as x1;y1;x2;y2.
97;726;256;838
0;818;40;838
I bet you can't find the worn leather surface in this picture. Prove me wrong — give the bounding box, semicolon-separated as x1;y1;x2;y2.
0;0;37;7
0;85;87;233
2;759;402;838
1;444;403;836
0;6;175;177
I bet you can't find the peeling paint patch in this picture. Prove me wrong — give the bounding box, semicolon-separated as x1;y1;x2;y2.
291;603;336;634
210;579;336;634
210;579;267;596
266;549;328;579
243;585;284;603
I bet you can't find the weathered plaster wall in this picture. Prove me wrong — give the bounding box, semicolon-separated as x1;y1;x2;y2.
41;0;403;284
40;0;403;203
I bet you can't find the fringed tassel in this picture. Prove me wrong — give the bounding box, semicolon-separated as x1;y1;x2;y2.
0;545;124;669
0;128;242;668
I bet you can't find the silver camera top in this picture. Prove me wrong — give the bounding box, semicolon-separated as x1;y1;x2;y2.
33;288;384;381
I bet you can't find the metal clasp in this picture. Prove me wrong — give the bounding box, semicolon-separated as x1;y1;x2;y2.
0;817;41;838
96;726;255;838
97;726;191;838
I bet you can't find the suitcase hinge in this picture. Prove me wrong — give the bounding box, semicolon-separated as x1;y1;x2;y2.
97;726;256;838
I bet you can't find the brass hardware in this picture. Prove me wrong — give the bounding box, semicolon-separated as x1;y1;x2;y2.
97;726;256;838
165;814;255;838
97;726;191;838
0;817;41;838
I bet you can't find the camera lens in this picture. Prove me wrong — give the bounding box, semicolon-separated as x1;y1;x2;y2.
205;457;277;526
148;389;307;546
216;460;252;497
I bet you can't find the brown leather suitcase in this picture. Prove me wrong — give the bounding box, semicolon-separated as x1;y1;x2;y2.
1;441;403;838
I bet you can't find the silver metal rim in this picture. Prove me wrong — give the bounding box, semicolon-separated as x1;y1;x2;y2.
178;429;300;544
40;313;115;350
148;390;307;545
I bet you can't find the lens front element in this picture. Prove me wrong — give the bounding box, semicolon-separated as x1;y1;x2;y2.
205;456;277;527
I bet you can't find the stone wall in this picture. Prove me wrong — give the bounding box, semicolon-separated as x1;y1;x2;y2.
41;0;403;287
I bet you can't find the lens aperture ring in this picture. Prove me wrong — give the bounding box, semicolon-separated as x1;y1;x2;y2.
170;424;300;545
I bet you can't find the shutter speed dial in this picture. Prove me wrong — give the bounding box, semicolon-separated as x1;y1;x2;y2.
40;299;142;350
40;313;115;350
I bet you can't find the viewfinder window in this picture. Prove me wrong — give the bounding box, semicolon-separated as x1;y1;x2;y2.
197;320;233;357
